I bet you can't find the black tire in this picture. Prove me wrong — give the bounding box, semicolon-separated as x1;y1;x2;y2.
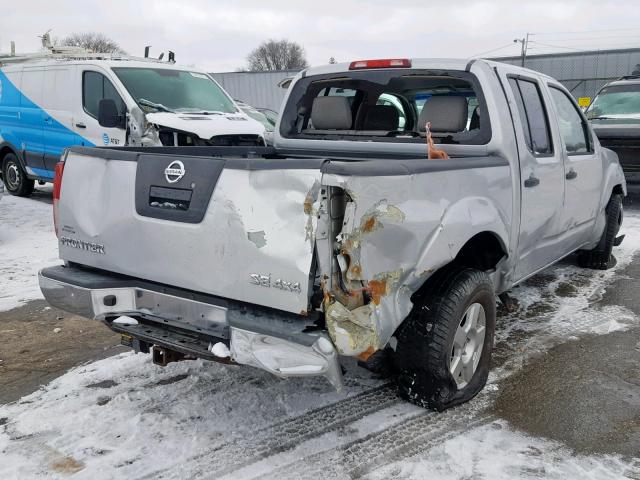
577;193;623;270
2;153;34;197
394;267;496;411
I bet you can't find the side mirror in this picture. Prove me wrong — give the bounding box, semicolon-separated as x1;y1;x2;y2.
98;99;120;128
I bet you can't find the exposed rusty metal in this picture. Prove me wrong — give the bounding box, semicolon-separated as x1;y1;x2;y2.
321;190;408;356
356;346;376;361
367;279;388;305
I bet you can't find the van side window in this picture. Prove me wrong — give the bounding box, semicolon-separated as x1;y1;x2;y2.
549;86;592;154
508;77;553;155
82;71;125;120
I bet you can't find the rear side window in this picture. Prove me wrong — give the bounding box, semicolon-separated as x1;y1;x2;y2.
549;87;591;154
508;77;552;155
82;71;126;119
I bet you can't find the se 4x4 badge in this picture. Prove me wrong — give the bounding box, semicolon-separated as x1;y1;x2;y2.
249;273;301;294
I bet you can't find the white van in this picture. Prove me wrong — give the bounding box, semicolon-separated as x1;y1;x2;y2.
0;51;266;196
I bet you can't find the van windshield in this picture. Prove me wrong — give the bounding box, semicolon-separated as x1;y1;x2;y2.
112;67;238;114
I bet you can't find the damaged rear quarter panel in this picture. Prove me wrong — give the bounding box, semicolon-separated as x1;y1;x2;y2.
321;164;511;353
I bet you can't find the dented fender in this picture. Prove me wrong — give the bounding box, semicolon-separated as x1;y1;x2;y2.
318;165;512;357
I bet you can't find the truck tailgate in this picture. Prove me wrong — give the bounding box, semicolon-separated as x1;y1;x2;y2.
57;149;325;314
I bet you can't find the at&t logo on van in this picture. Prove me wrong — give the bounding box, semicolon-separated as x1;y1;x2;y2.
102;133;110;145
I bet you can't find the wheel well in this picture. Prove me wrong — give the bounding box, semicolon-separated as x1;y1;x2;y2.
612;184;624;196
454;232;506;272
0;145;18;168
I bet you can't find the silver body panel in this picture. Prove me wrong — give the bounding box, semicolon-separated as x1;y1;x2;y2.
58;151;321;314
45;58;626;385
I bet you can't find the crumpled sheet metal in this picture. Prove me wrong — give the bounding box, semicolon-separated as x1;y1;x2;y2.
321;171;510;354
127;106;162;147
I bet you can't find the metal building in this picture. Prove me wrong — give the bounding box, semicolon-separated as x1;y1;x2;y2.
211;48;640;111
210;70;300;112
492;47;640;100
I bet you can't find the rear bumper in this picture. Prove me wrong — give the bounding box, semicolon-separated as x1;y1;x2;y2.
39;265;343;389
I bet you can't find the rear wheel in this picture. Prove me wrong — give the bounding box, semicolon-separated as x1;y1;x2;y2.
2;153;34;197
577;193;623;270
394;267;495;411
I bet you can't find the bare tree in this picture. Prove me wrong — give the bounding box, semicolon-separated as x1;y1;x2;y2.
246;39;308;71
60;32;126;54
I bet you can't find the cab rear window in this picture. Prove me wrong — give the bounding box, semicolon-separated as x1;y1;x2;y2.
280;69;491;145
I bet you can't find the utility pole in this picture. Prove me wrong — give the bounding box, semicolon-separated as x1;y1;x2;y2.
514;33;530;67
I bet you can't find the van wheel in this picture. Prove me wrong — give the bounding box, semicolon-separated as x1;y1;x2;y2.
394;267;495;411
2;153;34;197
577;193;623;270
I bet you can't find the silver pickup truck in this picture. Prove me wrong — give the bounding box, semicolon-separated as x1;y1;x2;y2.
39;58;626;411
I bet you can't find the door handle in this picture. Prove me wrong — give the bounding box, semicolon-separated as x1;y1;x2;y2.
75;122;86;129
565;169;578;180
524;175;540;188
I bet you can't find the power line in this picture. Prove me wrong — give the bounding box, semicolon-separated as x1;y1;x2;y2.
531;27;640;36
529;40;640;53
528;41;591;52
534;35;640;43
470;43;518;58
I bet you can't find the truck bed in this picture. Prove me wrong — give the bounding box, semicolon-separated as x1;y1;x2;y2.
56;145;508;316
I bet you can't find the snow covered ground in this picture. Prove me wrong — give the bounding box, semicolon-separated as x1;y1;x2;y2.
0;192;639;479
0;186;59;312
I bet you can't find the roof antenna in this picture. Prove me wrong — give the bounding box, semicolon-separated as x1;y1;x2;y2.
158;52;164;60
168;51;175;63
10;41;15;56
144;46;151;58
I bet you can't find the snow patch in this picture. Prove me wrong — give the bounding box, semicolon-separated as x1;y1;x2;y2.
369;420;635;480
210;341;230;358
0;187;59;312
112;316;139;326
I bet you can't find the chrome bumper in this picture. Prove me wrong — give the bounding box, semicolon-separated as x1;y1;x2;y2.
39;267;343;390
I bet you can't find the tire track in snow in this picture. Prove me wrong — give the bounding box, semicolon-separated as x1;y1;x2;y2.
144;383;400;479
248;401;492;480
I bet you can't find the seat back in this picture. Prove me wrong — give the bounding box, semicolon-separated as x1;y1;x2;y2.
311;96;353;130
418;96;468;133
361;105;400;130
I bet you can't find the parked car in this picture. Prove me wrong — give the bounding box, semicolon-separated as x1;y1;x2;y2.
587;75;640;188
255;107;278;128
235;100;275;145
40;58;625;411
0;48;265;197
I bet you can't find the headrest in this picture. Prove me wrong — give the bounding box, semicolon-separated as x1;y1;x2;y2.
362;105;400;130
418;96;468;133
311;96;352;130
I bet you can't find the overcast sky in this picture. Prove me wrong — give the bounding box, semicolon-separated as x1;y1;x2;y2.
3;0;640;72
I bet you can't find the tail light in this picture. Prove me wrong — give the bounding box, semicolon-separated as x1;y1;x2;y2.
53;161;65;238
349;59;411;70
